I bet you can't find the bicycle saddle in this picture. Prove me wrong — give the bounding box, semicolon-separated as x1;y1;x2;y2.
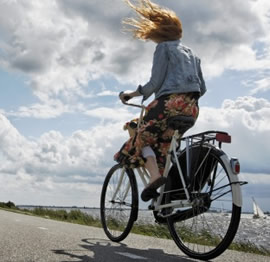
167;115;195;134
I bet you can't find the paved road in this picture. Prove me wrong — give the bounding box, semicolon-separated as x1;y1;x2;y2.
0;209;268;262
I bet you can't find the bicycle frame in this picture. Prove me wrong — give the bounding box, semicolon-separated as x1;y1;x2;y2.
120;101;195;212
114;100;246;215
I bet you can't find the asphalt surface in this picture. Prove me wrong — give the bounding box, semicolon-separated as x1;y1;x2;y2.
0;209;269;262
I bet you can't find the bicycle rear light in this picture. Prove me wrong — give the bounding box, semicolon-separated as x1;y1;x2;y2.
230;158;240;174
216;133;231;143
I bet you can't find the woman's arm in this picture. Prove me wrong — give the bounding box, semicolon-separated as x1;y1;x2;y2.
138;43;168;100
120;43;169;103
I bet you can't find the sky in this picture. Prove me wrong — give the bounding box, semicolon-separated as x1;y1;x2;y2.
0;0;270;213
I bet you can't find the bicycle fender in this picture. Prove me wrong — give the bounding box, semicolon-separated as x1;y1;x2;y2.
220;154;243;207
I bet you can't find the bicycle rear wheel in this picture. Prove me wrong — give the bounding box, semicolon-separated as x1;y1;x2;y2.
166;146;241;260
100;164;138;242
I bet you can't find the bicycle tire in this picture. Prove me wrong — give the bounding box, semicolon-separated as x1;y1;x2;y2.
100;164;138;242
166;145;241;260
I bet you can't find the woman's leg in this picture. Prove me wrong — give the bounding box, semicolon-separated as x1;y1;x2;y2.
141;154;167;202
142;146;161;184
140;146;167;202
144;156;161;184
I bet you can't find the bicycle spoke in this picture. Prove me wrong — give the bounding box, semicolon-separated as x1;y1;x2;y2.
100;165;138;242
166;146;241;260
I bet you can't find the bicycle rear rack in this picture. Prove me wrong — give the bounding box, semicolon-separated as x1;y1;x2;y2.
181;130;231;149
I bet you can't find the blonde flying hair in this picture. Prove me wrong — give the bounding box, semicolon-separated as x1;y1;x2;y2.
123;0;182;43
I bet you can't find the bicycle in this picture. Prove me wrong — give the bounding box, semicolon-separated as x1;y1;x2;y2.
100;98;247;261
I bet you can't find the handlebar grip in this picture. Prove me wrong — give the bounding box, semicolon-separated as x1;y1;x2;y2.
124;95;131;101
119;91;131;102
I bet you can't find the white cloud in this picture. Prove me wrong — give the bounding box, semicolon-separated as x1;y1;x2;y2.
192;96;270;174
97;90;119;97
250;77;270;94
1;95;270;206
8;99;71;119
0;114;35;163
240;172;270;185
0;0;270;119
84;106;135;122
0;171;103;206
0;110;130;205
0;110;129;179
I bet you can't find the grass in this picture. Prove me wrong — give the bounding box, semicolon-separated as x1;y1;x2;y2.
25;207;101;228
229;241;270;256
1;203;269;257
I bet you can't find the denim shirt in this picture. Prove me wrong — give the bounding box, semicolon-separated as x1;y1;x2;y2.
137;40;206;101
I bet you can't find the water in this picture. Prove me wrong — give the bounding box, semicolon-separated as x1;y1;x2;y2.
237;213;270;250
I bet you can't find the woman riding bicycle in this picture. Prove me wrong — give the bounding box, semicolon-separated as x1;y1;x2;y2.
115;0;206;202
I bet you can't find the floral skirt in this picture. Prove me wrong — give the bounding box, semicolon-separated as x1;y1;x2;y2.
114;93;199;174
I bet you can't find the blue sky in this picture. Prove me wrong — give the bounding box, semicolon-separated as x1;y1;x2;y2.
0;0;270;213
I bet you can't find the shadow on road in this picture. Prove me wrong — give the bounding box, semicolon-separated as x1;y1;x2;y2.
53;238;200;262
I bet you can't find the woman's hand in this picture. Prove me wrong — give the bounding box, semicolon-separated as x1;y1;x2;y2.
119;92;132;104
119;90;141;104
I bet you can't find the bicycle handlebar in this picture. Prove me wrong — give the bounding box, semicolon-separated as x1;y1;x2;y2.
119;91;145;109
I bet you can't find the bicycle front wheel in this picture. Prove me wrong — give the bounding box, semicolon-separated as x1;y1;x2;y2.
100;164;138;242
166;146;241;260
